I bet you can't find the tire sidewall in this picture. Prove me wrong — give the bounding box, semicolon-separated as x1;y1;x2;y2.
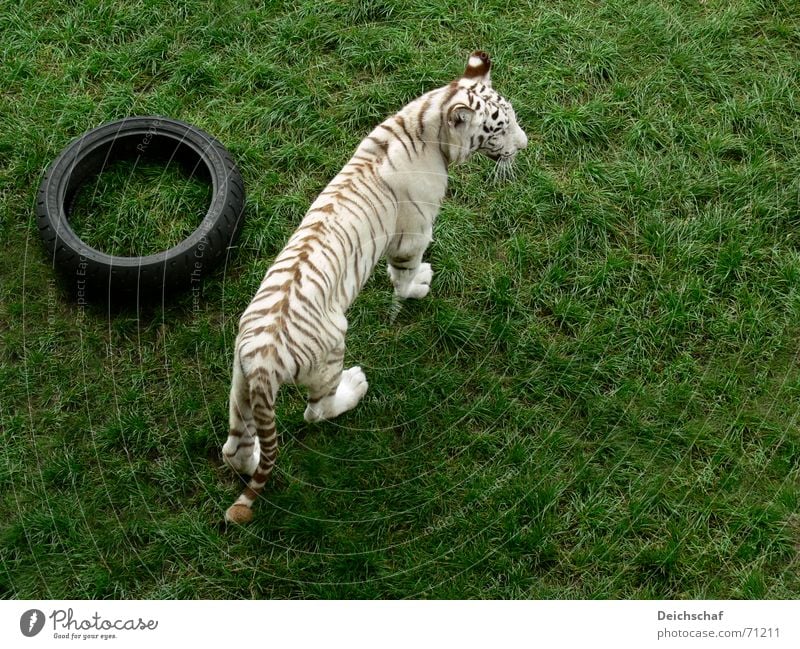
36;116;245;302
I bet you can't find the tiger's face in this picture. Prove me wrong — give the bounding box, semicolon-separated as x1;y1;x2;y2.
474;92;527;163
444;51;527;171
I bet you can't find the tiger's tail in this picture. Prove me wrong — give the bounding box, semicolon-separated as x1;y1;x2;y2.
225;362;281;525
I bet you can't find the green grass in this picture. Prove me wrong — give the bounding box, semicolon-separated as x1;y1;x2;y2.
69;160;212;257
1;0;799;598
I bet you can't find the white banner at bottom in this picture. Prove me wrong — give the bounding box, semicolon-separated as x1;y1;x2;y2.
1;600;797;648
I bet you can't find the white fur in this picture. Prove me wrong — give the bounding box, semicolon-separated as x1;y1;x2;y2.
222;53;527;522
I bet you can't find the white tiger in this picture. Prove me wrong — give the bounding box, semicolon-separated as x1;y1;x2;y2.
223;51;527;524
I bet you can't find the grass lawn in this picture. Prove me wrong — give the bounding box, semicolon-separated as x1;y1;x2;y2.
2;0;799;598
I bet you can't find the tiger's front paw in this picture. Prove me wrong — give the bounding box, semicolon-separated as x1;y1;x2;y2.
390;263;432;299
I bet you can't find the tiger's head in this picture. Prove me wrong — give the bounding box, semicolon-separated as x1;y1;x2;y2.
441;51;527;174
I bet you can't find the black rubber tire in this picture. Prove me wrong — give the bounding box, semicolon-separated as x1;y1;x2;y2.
36;116;245;304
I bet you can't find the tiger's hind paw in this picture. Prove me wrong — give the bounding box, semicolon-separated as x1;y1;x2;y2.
304;366;368;422
222;437;260;476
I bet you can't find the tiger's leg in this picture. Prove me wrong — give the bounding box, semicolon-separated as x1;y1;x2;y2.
221;357;260;476
387;227;433;299
303;342;368;423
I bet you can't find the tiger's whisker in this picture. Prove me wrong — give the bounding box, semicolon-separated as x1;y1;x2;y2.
388;296;403;324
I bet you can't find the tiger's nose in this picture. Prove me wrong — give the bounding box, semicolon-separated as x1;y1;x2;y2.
520;130;528;150
515;124;528;150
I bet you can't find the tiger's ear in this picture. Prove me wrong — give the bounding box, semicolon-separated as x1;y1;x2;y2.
463;50;491;86
447;103;474;128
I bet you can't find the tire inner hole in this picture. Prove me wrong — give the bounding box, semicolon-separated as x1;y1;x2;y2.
67;138;213;258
